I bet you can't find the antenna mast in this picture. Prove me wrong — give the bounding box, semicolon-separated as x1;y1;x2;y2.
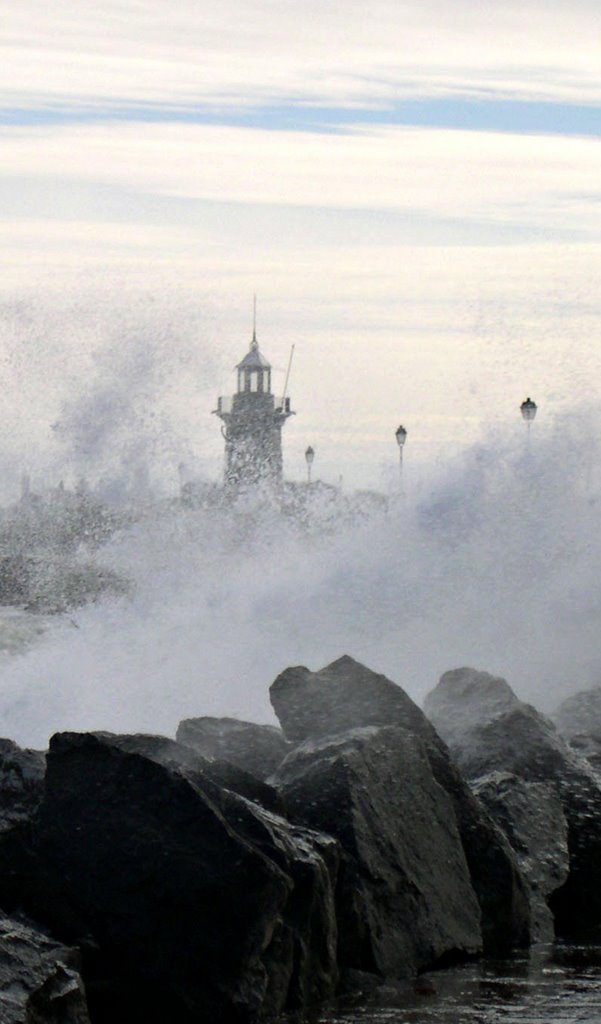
281;344;295;406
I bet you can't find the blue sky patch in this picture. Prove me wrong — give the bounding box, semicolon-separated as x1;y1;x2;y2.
1;97;600;137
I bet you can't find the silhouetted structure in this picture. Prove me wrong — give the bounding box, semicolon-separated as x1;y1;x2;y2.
214;325;293;488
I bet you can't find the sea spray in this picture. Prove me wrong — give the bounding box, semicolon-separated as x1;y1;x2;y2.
1;406;601;747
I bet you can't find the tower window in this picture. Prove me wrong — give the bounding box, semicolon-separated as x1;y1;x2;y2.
250;371;259;392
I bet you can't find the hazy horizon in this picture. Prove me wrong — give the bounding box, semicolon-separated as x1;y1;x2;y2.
1;1;600;492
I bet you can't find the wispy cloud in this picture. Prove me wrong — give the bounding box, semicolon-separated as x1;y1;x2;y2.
1;0;601;116
1;122;600;237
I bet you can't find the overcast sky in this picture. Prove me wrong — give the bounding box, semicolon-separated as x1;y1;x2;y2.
1;0;600;491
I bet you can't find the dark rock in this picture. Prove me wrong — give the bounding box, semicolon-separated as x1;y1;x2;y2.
337;968;383;1000
423;739;531;950
272;725;482;978
104;731;284;814
424;667;601;936
0;738;46;831
552;685;601;773
176;717;290;781
0;731;339;1024
0;739;48;935
472;772;569;939
0;911;90;1023
270;655;430;743
270;656;531;953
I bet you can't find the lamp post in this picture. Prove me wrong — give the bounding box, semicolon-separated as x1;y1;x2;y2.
305;445;315;485
520;398;537;445
395;425;407;492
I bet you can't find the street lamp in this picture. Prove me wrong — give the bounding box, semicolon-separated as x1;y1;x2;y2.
305;445;315;484
395;425;407;491
520;398;537;444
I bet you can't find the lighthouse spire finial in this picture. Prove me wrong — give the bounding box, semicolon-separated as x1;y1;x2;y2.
251;294;258;349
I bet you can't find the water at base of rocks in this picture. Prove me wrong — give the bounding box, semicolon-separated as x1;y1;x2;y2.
317;943;601;1024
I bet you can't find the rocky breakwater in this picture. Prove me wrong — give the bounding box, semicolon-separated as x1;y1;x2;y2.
424;667;601;940
0;656;538;1023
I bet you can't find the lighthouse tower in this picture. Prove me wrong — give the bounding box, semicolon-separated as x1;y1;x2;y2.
214;321;293;488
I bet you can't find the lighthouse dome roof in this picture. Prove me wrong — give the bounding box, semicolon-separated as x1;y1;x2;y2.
236;337;271;370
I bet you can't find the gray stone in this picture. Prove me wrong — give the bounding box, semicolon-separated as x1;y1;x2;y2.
270;655;430;744
0;911;90;1024
424;669;567;782
424;666;601;936
176;717;290;781
422;738;531;951
552;685;601;773
271;725;482;979
270;656;531;952
472;772;569;939
423;667;517;749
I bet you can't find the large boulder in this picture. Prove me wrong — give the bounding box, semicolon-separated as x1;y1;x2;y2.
270;655;429;743
421;737;531;951
424;668;568;780
108;732;284;814
270;656;531;952
552;685;601;773
0;911;90;1023
424;667;601;936
0;738;45;831
0;739;49;935
471;772;569;939
0;732;339;1024
422;668;516;749
176;717;290;780
272;725;482;979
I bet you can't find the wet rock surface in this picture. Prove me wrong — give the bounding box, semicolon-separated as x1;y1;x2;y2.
552;684;601;774
425;669;574;782
472;772;569;939
3;658;601;1022
104;731;285;813
423;739;531;951
177;716;290;780
272;724;482;978
271;656;531;953
0;738;45;832
0;911;90;1024
270;655;432;744
425;667;601;937
423;667;518;747
0;731;339;1023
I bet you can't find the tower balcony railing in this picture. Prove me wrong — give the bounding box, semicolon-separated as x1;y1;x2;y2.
216;394;291;415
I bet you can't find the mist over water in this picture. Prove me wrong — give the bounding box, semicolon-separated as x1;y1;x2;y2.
1;290;600;748
0;289;222;497
1;393;601;749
